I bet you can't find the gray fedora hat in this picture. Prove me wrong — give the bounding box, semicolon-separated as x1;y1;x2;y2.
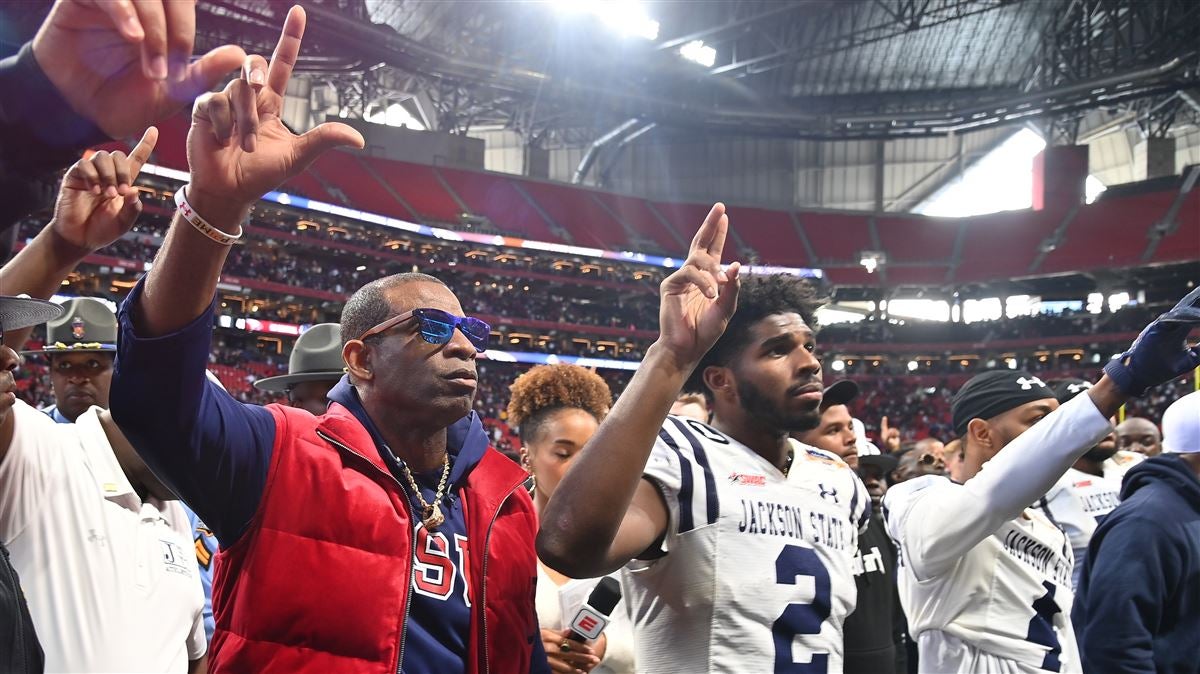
0;295;63;333
21;297;116;355
254;323;345;392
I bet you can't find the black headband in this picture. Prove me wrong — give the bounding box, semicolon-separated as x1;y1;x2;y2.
952;370;1056;437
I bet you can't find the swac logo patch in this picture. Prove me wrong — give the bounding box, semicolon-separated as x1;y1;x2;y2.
728;472;766;486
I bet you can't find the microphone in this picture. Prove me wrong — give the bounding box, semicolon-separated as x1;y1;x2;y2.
565;576;622;643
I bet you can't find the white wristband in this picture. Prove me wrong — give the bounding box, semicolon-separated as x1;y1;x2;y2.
174;185;244;246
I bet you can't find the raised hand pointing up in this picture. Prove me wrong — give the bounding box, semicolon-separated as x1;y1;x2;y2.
54;127;159;252
185;5;365;228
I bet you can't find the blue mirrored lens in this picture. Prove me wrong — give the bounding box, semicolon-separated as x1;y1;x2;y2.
415;309;489;351
461;317;490;342
419;320;455;344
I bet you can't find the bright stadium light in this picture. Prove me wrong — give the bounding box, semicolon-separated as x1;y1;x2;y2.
1085;175;1107;203
1107;292;1131;312
814;305;866;325
907;360;919;372
548;0;660;40
915;128;1108;217
365;102;426;131
678;40;716;67
831;359;846;372
859;250;886;274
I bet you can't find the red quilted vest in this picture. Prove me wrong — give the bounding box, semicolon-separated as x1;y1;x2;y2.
207;403;539;673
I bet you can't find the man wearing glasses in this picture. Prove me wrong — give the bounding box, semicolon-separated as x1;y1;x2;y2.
109;8;546;674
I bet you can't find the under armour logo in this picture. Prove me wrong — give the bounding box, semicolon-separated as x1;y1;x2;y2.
1067;382;1091;394
1016;376;1047;390
819;483;839;503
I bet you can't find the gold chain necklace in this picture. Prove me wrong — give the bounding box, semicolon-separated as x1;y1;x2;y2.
399;453;451;529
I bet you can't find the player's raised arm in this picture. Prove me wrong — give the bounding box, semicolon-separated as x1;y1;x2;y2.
108;5;363;543
133;5;363;336
889;289;1200;578
537;203;741;578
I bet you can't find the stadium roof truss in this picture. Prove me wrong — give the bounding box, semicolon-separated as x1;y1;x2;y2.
184;0;1199;146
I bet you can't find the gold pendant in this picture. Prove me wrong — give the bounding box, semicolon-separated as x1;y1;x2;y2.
423;502;445;529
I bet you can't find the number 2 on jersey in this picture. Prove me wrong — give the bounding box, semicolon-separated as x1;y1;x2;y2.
772;544;831;673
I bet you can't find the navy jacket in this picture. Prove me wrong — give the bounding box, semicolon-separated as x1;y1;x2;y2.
1074;454;1200;674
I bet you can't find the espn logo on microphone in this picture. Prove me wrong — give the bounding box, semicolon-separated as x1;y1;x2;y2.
570;606;610;641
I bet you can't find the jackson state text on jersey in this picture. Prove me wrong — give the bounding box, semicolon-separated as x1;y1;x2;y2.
887;475;1081;673
620;416;869;673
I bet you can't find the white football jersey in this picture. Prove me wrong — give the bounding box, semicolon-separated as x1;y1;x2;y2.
883;393;1113;674
1034;468;1121;588
621;416;869;673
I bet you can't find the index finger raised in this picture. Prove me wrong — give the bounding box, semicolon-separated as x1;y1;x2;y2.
690;202;727;256
266;5;306;97
127;126;160;177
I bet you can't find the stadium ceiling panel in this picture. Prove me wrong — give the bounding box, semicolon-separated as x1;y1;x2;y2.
179;0;1200;144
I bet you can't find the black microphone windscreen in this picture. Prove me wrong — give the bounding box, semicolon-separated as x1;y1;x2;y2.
586;576;622;615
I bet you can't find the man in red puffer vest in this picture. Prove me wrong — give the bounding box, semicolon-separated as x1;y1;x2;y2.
114;272;547;674
109;7;549;673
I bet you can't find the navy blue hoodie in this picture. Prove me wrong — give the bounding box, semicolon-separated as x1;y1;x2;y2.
1074;454;1200;673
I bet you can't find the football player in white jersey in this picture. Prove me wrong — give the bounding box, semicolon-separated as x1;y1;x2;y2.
1033;379;1123;589
883;287;1200;674
538;203;869;673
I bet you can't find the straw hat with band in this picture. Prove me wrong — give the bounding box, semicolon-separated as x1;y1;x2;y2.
254;323;344;393
20;297;116;355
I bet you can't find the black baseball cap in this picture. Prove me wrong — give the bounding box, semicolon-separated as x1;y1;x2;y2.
858;453;898;473
821;380;859;409
952;370;1056;437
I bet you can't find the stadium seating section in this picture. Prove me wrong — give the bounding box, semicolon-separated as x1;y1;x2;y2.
137;115;1197;286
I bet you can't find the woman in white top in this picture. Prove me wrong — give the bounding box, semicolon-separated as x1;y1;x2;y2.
508;365;636;674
